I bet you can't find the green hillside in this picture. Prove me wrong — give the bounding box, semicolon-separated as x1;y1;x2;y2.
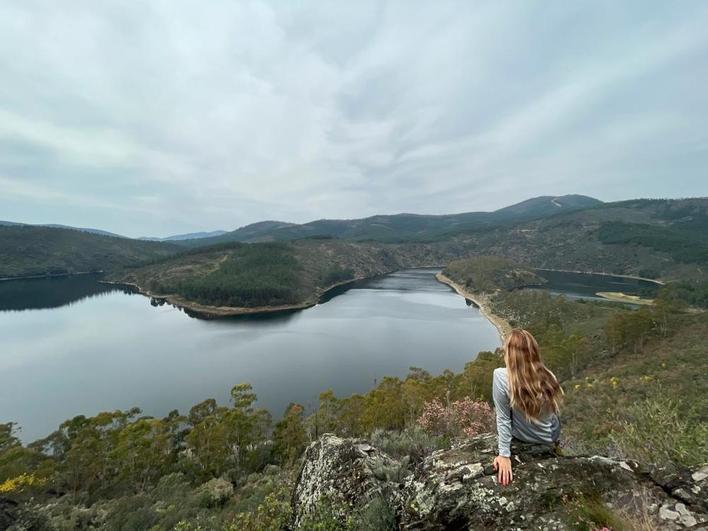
447;198;708;280
110;239;459;313
4;196;708;295
0;226;178;279
177;194;603;246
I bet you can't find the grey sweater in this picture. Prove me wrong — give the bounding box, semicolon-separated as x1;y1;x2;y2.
492;367;561;457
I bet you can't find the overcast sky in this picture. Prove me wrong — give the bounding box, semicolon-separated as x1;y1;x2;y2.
1;1;707;237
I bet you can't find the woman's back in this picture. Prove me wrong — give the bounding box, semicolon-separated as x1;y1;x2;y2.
492;329;563;486
493;367;560;457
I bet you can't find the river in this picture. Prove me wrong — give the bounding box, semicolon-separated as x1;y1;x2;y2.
0;269;500;442
0;267;660;442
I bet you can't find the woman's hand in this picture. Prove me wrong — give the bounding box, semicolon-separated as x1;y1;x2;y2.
492;455;513;486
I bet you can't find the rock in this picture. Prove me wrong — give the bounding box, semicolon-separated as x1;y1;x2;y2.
292;433;708;530
649;462;708;513
660;505;680;521
291;433;407;528
680;513;698;527
692;466;708;483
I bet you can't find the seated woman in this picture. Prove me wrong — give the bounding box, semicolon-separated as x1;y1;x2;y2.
492;329;563;486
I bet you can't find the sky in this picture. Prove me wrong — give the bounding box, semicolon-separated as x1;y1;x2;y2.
1;1;707;238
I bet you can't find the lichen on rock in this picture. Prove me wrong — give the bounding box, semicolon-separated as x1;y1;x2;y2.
291;432;708;530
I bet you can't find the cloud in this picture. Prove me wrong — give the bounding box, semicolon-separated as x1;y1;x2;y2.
1;0;707;236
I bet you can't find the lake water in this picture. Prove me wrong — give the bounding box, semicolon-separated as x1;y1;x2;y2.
0;269;501;442
533;269;660;301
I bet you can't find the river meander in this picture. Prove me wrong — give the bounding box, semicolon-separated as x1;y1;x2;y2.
0;267;660;442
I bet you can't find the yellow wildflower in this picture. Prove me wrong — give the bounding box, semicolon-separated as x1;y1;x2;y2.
0;473;46;493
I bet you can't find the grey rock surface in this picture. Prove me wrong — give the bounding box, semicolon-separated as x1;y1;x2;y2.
292;433;708;530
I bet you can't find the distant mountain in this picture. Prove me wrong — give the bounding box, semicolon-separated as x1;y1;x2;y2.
141;230;230;242
487;194;603;222
0;225;178;279
43;224;126;238
6;195;707;283
0;221;126;239
178;195;603;246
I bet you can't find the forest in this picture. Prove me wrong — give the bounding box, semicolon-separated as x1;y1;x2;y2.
598;221;708;265
163;243;305;308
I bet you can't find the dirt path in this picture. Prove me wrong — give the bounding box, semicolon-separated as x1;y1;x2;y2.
435;273;511;344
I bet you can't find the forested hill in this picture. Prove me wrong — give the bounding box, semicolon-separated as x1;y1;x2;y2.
444;197;708;281
110;239;458;314
176;194;603;246
101;197;708;314
164;196;708;280
4;196;708;284
0;225;178;279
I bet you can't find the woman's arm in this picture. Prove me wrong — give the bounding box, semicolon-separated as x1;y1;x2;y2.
492;368;513;485
492;369;512;458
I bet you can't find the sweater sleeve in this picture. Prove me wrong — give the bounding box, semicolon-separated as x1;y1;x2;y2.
492;368;512;457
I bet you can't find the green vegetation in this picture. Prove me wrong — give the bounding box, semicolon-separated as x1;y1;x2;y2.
168;244;303;307
0;358;503;528
0;226;177;279
443;255;545;292
471;279;707;468
175;195;602;246
659;279;708;308
599;221;708;265
112;239;454;311
562;307;708;467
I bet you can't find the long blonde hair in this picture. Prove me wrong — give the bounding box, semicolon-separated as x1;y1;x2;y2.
504;329;563;420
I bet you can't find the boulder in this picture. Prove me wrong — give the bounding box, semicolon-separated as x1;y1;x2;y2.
291;434;407;528
292;433;708;530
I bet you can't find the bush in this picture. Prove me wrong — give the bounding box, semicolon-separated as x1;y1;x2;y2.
417;398;494;439
611;396;708;468
369;427;446;464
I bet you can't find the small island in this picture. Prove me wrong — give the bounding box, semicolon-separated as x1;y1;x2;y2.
596;291;655;305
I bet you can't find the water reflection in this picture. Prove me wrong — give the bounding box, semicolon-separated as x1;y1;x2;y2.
0;274;119;312
534;269;660;301
0;269;500;442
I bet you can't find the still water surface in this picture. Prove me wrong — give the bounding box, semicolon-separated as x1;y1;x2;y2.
534;269;660;300
0;268;660;442
0;269;500;442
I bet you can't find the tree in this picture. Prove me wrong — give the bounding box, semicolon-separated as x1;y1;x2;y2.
111;418;172;492
274;403;308;464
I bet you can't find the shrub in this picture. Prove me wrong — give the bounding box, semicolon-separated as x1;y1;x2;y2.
417;398;494;439
369;427;446;464
226;489;292;531
611;396;708;468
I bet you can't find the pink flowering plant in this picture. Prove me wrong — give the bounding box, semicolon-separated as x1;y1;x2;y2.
417;397;494;439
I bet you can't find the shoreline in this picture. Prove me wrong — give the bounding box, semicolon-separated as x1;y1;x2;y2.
534;267;665;286
100;275;380;319
435;273;511;344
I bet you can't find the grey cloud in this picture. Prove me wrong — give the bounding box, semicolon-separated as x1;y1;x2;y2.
1;0;707;237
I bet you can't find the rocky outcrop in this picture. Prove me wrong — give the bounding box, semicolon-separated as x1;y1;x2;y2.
291;434;406;528
292;433;708;530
